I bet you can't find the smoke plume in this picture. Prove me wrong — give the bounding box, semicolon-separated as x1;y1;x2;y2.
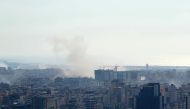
52;36;94;77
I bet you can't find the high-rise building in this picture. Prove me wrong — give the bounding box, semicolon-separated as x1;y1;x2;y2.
136;83;164;109
185;93;190;109
32;96;56;109
94;69;139;82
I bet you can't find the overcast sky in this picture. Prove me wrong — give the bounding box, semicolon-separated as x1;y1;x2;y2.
1;0;190;65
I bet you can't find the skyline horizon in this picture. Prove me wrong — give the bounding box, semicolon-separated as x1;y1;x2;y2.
1;0;190;66
2;57;190;67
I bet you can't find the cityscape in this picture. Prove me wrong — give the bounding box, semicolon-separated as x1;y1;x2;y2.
1;0;190;109
0;63;190;109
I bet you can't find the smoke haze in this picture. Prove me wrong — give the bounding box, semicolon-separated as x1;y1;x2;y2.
52;36;94;77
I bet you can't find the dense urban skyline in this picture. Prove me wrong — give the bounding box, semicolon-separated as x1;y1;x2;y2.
1;1;190;109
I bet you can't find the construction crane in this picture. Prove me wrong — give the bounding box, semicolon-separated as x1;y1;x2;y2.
114;66;118;71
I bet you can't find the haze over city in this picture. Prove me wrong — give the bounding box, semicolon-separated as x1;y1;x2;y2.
2;1;190;109
1;0;190;66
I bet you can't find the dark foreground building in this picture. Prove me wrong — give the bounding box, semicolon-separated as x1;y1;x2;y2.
136;83;164;109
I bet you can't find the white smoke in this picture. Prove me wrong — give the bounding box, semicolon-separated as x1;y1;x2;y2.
0;62;8;69
52;36;94;77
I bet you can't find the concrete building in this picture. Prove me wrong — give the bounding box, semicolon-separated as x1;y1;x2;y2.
94;70;139;82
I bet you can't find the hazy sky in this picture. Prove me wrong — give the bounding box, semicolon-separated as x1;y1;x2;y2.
1;0;190;65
